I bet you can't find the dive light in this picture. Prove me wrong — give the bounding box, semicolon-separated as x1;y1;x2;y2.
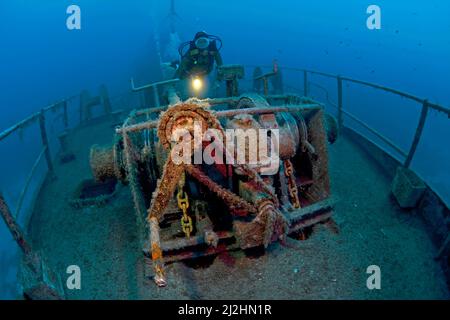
191;77;203;92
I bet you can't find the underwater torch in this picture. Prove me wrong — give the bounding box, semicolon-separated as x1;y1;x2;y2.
191;76;203;92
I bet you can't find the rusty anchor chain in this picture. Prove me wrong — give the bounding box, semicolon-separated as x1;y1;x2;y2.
284;159;301;208
177;172;193;238
185;165;257;214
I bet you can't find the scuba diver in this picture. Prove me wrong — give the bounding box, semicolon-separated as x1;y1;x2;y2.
174;31;223;79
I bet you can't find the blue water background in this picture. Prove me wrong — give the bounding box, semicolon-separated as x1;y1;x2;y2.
0;0;449;298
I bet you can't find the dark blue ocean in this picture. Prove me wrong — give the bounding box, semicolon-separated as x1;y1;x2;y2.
0;0;449;299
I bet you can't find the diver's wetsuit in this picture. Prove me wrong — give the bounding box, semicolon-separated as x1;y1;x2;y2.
175;37;223;79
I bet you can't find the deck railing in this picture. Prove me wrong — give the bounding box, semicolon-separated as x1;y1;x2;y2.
305;68;450;169
0;97;76;278
0;98;74;219
251;65;450;170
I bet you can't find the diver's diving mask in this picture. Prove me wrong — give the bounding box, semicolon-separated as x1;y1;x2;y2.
195;37;210;50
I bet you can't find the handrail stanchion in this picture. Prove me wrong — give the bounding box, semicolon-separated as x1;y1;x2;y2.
38;110;54;175
337;75;343;131
303;70;308;97
263;78;269;96
404;100;429;168
0;194;34;257
63;100;69;129
253;72;276;96
153;86;160;108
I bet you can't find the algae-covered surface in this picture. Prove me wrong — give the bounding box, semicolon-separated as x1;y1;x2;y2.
28;117;449;299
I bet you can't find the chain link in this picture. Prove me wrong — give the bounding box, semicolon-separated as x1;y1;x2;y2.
177;176;193;238
284;159;301;209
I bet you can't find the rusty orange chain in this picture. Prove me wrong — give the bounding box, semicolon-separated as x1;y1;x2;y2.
185;165;258;214
284;159;301;208
177;172;193;238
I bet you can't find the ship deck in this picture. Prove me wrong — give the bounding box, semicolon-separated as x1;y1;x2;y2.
27;115;450;299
